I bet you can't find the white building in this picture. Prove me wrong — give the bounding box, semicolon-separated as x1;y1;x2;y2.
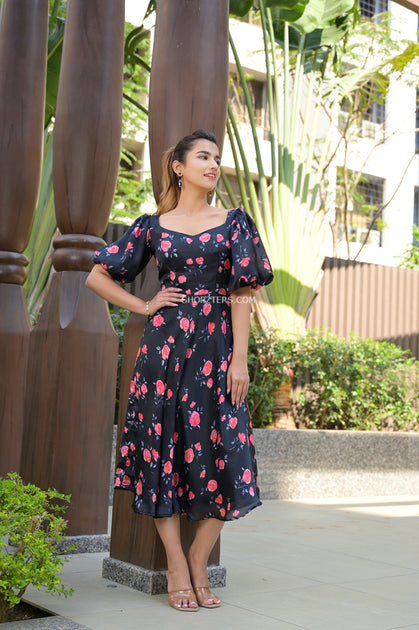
125;0;419;267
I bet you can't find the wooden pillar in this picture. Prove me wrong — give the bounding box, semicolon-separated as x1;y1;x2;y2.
21;0;124;536
107;0;229;587
0;0;48;476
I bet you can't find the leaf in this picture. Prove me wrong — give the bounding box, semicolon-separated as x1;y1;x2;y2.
229;0;253;16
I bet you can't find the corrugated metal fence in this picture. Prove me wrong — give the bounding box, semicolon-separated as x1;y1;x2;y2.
307;257;419;360
104;224;419;359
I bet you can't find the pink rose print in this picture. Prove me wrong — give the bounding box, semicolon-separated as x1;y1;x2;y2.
207;378;213;388
130;443;136;451
182;393;188;402
180;317;189;332
221;360;228;371
218;459;225;470
142;344;148;353
190;411;200;427
215;494;223;504
185;348;192;358
153;314;164;326
152;493;157;503
178;275;187;283
208;322;215;334
249;486;255;496
195;442;202;451
122;475;130;486
195;289;208;295
161;240;171;252
178;487;184;497
136;480;142;495
174;432;179;443
185;448;194;463
116;467;123;475
161;345;170;360
229;416;238;429
221;321;227;334
203;360;212;375
186;237;193;244
164;461;172;474
207;479;217;492
156;380;165;395
203;302;212;316
186;258;193;264
196;257;204;264
134;226;142;238
188;491;195;500
155;423;162;435
224;258;230;269
169;270;175;280
143;449;151;463
152;448;159;460
210;429;217;443
168;335;175;343
217;233;224;242
167;388;173;398
107;245;119;253
239;257;250;267
115;478;121;487
125;241;133;252
219;394;225;403
200;469;206;478
172;472;179;486
199;233;211;242
264;259;271;270
190;320;195;332
243;469;251;484
220;508;226;517
233;510;240;517
121;445;129;457
239;432;246;443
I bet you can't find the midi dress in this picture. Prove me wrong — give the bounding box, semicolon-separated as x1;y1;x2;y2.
93;207;274;521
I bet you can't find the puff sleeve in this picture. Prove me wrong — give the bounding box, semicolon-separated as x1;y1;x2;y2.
226;208;274;292
92;214;153;284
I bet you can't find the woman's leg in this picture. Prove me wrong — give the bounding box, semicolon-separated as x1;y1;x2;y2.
153;515;198;610
187;518;224;606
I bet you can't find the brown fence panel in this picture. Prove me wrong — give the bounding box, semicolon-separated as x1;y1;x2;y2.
307;257;419;359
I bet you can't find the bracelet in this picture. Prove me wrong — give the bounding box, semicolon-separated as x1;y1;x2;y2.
145;300;150;319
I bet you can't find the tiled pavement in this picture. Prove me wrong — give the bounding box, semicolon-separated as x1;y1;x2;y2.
4;497;419;630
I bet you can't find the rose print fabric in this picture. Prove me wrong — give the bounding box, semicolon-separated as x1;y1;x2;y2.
93;208;273;521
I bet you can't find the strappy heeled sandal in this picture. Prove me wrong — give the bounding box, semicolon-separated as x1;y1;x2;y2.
168;588;199;612
193;586;221;608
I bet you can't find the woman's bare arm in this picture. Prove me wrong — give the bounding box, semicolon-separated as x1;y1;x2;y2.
226;286;252;408
85;264;185;316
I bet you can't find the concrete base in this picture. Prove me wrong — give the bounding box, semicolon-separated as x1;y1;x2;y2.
102;557;227;595
0;617;91;629
254;428;419;500
58;534;110;555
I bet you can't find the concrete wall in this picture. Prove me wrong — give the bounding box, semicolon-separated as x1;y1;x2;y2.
254;428;419;500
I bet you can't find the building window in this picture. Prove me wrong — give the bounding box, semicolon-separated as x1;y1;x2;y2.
336;170;384;246
340;79;385;140
229;74;266;129
360;0;388;18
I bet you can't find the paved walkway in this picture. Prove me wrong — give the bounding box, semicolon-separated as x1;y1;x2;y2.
7;497;419;630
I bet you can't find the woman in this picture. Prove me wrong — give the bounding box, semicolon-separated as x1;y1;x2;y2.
86;129;273;612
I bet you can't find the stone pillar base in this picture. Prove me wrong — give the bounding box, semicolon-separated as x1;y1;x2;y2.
102;557;227;595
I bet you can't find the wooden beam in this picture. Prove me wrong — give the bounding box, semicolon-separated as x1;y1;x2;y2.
393;0;419;14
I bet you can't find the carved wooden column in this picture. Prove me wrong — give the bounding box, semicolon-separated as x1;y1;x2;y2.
0;0;48;477
105;0;229;593
21;0;124;539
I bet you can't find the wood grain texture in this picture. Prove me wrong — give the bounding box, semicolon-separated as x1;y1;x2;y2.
148;0;229;202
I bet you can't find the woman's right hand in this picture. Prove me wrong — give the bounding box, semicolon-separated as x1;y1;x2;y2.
147;287;186;317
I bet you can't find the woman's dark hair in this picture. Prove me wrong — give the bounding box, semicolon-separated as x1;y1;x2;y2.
157;129;219;215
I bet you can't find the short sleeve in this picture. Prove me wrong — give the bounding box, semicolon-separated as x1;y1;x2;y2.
92;214;153;284
227;208;274;291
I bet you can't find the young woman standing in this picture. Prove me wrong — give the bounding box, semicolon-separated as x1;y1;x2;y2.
86;129;273;611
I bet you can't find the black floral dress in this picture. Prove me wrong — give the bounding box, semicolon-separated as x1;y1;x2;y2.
93;207;273;521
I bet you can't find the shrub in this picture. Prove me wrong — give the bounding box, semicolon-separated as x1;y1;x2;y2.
247;325;296;427
0;473;73;623
293;330;419;431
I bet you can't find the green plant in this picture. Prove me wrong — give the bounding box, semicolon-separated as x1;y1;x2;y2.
0;473;73;623
247;324;296;426
109;308;131;423
293;330;419;431
399;225;419;269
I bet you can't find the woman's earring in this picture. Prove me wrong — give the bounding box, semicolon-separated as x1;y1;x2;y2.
177;173;182;189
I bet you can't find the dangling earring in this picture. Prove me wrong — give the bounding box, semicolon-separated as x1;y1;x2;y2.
177;173;182;189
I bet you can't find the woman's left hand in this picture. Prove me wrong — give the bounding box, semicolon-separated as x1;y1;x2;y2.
226;358;249;409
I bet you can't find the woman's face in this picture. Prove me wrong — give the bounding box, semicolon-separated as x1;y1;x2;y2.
174;139;221;193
